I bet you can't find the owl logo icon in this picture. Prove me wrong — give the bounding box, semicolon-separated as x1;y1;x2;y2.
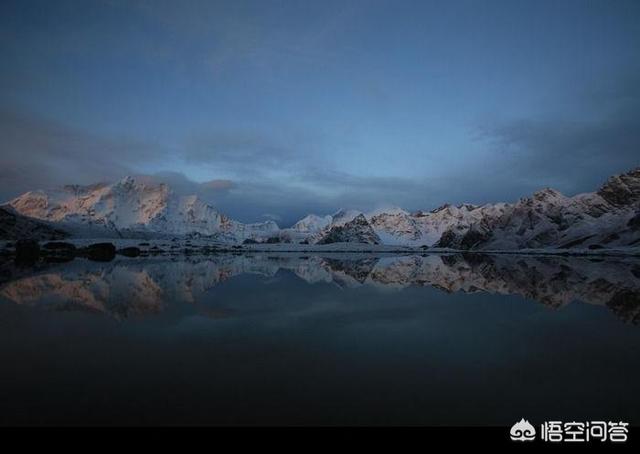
510;418;536;441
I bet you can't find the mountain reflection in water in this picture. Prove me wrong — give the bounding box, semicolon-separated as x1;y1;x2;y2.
2;252;640;426
1;253;639;324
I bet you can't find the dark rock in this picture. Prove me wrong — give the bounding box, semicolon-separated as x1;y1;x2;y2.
15;239;40;265
433;226;490;250
597;167;640;207
324;258;378;283
83;242;116;261
525;229;559;247
558;235;595;249
0;207;68;241
433;230;457;248
317;215;380;245
265;237;281;244
459;228;491;250
588;244;604;250
118;247;141;257
243;238;259;244
628;213;640;231
41;241;76;262
439;255;460;266
607;290;640;324
42;241;76;252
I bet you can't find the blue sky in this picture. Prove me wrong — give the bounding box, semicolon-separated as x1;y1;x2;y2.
1;0;639;225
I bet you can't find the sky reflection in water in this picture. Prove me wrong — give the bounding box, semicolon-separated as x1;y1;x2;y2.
0;253;639;426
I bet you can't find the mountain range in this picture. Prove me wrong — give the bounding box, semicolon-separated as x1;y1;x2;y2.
2;167;640;250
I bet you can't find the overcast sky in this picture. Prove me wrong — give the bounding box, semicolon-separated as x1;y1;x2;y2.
1;0;639;226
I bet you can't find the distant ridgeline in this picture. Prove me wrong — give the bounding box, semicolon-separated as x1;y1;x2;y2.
2;168;640;251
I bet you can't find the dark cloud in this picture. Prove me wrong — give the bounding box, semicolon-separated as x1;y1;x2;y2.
476;75;640;196
0;108;168;202
2;72;639;227
0;107;432;225
183;131;300;173
190;172;436;227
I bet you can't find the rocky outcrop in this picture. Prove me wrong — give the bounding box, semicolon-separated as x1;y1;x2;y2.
0;207;68;241
317;214;381;245
597;168;640;207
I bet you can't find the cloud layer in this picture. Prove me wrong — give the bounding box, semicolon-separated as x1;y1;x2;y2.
1;1;639;226
2;71;639;227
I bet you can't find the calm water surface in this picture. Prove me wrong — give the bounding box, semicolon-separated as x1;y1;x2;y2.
0;253;639;426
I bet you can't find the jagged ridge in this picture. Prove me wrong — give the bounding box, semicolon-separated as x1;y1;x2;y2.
4;168;640;249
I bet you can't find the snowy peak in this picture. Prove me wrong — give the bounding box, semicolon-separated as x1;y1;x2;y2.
367;207;422;245
9;176;173;230
4;167;640;249
289;167;640;249
330;209;363;226
292;214;332;233
366;206;410;218
531;187;566;203
5;176;277;241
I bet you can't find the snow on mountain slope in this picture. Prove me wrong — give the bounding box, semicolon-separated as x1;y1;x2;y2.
366;207;423;246
6;176;278;242
292;168;640;249
329;209;363;226
433;168;640;250
292;214;332;233
4;167;640;249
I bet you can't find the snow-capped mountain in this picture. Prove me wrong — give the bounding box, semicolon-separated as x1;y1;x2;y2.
3;167;640;250
290;167;640;249
6;176;278;241
432;169;640;250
